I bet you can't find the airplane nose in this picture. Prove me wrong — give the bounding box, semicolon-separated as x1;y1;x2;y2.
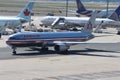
6;36;16;46
6;40;10;46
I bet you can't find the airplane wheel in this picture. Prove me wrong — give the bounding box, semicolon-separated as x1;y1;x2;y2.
59;50;69;55
72;27;78;31
117;31;120;35
41;47;48;51
45;47;48;51
12;47;17;55
12;51;17;55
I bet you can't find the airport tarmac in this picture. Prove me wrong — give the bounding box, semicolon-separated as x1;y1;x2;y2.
0;15;120;80
0;31;120;80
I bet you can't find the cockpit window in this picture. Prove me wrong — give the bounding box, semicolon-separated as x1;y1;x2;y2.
9;37;16;40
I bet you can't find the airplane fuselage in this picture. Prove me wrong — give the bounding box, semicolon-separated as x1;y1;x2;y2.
41;16;119;28
0;16;28;30
6;32;94;47
0;17;21;29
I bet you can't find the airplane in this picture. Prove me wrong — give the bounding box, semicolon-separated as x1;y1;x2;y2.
76;0;115;18
6;11;98;55
41;5;120;30
0;1;34;34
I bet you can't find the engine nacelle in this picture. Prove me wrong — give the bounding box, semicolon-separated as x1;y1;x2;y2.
54;44;69;51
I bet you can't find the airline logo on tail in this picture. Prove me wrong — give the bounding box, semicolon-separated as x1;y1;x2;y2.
17;2;34;22
109;5;120;21
24;9;30;16
81;11;97;33
110;12;119;21
86;21;92;30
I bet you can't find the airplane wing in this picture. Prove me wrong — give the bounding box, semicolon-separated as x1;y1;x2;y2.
53;41;120;45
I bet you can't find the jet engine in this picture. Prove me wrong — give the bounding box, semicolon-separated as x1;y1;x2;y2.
54;44;69;52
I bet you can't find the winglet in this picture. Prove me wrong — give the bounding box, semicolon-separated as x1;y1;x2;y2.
17;1;34;22
81;11;97;33
108;5;120;21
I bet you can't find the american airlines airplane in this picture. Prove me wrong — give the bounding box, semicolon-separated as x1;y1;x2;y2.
41;5;120;29
6;11;98;55
0;1;34;33
76;0;114;18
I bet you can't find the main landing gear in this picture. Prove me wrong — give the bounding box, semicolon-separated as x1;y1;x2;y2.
41;47;49;51
12;47;17;55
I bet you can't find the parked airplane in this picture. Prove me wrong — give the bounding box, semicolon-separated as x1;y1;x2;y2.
6;11;98;55
41;5;120;30
76;0;114;18
0;1;34;34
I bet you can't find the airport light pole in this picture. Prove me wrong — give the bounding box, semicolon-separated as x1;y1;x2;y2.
66;0;68;17
106;0;109;17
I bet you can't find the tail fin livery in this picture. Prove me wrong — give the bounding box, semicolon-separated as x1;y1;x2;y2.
108;5;120;21
76;0;86;12
17;1;34;21
76;0;93;16
81;11;97;33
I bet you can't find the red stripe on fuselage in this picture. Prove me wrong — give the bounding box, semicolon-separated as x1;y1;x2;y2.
6;37;89;45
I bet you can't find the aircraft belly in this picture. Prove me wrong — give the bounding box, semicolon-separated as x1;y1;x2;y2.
7;41;43;47
7;40;56;47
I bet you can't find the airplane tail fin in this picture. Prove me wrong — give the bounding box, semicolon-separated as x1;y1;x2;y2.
108;5;120;21
76;0;93;16
17;1;34;22
76;0;86;13
81;11;97;33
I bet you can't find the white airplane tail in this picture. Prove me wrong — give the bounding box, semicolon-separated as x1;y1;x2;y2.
17;1;34;22
81;11;97;33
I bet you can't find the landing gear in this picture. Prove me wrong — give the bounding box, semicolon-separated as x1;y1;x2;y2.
12;47;17;55
117;31;120;35
41;47;48;51
72;27;78;31
59;50;69;55
117;28;120;35
54;45;70;54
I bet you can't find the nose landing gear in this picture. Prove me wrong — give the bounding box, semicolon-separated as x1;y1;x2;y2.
12;47;17;55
